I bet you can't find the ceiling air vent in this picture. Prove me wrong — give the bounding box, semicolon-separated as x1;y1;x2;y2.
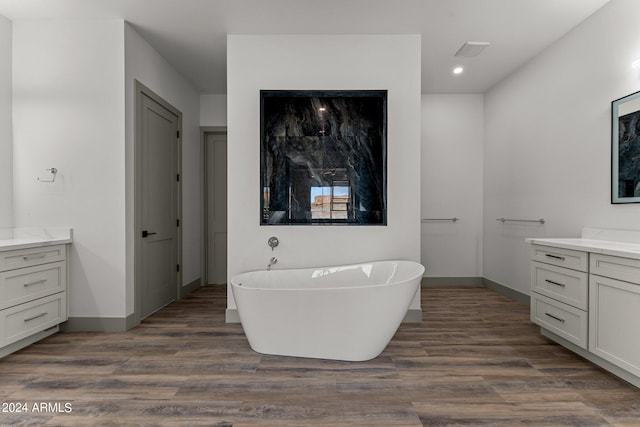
454;42;490;58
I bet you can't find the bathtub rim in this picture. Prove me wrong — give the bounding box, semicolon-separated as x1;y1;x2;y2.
229;259;425;292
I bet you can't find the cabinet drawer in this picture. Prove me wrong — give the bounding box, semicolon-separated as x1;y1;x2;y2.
0;262;66;310
589;275;640;377
0;245;66;272
590;253;640;285
531;245;587;272
531;261;588;310
531;292;587;349
0;293;67;347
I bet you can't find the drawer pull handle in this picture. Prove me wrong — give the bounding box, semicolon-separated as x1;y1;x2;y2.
545;254;566;261
22;254;46;261
545;279;566;288
545;312;565;323
24;312;48;322
23;279;47;287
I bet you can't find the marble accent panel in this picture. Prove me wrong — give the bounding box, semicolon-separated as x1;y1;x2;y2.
260;90;386;225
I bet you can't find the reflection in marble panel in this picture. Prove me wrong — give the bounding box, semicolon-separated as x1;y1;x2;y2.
261;90;387;225
618;111;640;197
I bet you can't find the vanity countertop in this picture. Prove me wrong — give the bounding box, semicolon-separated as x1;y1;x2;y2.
526;228;640;260
0;227;73;251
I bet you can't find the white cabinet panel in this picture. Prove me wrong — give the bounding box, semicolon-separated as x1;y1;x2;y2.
0;292;66;347
590;254;640;285
589;274;640;377
0;261;65;310
531;292;587;349
0;245;66;272
531;261;587;310
531;245;588;272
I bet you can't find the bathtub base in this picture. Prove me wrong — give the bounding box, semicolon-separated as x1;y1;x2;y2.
225;307;422;324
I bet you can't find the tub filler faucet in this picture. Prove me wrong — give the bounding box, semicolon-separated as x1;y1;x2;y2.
268;257;278;270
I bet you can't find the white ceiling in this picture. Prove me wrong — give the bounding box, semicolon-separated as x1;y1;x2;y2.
0;0;611;94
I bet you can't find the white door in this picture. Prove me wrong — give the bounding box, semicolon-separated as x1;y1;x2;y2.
206;132;227;284
139;90;180;318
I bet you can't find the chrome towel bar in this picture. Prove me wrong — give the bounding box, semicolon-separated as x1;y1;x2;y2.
496;218;545;224
422;217;459;222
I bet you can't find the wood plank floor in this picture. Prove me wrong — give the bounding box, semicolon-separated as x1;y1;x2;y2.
1;285;640;426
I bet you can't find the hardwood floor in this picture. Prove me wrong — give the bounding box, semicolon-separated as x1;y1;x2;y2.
1;285;639;426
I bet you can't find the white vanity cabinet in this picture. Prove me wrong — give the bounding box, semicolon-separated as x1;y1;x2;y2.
0;231;71;358
530;245;588;349
527;228;640;389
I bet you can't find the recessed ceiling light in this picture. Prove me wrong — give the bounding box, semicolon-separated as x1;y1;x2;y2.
453;67;464;75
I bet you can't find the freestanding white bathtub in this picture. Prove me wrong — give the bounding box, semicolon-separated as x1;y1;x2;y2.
230;260;424;361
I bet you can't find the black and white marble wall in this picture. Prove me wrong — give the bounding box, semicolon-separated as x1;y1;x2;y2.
618;111;640;198
261;90;387;225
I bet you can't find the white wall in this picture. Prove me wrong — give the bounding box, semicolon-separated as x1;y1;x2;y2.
484;0;640;295
12;20;127;317
421;94;483;278
10;20;201;322
0;15;12;228
200;94;227;127
227;35;422;313
124;24;201;314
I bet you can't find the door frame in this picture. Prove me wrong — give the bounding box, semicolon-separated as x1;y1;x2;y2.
200;126;227;285
134;80;183;324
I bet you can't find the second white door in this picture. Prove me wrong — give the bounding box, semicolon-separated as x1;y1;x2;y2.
206;131;227;284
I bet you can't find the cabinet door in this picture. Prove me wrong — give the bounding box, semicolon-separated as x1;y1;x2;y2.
589;274;640;377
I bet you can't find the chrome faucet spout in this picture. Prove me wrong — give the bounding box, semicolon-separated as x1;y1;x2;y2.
267;257;278;270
